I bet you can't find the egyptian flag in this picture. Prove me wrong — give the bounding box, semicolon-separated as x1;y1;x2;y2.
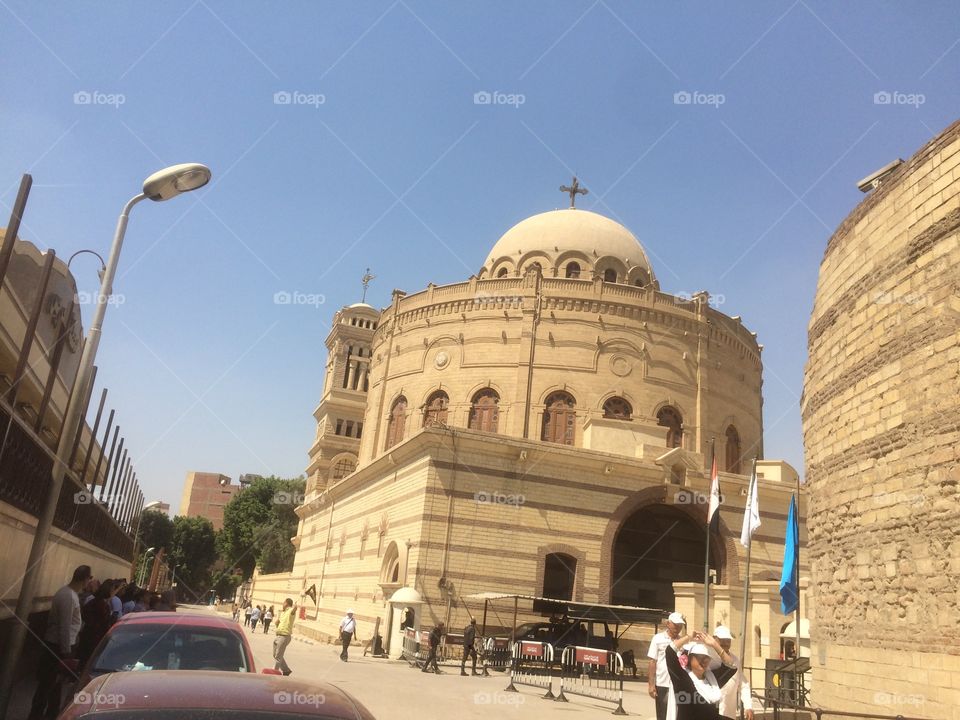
707;443;722;532
304;583;318;605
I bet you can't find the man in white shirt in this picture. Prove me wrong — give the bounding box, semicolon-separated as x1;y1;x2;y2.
709;625;753;720
339;609;357;662
647;611;685;720
30;565;93;719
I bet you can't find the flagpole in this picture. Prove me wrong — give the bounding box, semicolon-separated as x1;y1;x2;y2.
794;472;802;713
738;458;757;720
703;439;716;631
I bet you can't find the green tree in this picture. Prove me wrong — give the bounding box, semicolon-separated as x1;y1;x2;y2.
169;515;217;602
217;475;305;578
135;510;174;584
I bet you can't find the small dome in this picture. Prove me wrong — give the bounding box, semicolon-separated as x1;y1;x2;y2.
482;208;655;282
388;587;423;604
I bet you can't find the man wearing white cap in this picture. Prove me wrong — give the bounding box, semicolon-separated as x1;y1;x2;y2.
339;609;356;661
709;626;753;720
647;611;686;720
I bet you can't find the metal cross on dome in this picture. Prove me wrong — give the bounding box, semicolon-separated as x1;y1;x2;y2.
560;176;588;208
361;268;375;303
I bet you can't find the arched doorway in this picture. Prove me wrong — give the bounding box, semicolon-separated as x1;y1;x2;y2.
610;504;720;609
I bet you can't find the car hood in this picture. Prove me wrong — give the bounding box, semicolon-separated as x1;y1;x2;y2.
71;671;369;718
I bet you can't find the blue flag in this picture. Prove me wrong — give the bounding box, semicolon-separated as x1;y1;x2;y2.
779;494;799;615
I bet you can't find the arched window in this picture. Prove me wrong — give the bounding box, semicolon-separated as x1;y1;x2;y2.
331;456;356;480
542;553;577;600
468;388;500;433
725;425;741;475
657;406;683;448
565;262;581;279
541;392;576;445
385;396;407;449
603;396;632;420
423;390;449;428
497;267;509;278
603;268;617;283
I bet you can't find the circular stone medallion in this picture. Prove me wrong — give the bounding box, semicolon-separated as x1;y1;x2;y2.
610;354;632;377
434;351;450;369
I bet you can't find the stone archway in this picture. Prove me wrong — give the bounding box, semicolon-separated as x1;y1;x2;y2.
599;486;740;605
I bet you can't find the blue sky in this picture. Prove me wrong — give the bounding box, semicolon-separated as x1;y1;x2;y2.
1;1;957;509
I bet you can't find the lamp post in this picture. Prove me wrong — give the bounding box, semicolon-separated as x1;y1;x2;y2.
137;547;157;587
0;163;211;718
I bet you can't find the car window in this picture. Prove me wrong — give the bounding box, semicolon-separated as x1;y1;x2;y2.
91;626;249;673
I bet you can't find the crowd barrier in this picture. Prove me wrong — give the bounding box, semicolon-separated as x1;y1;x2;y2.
401;628;419;667
481;636;511;675
556;645;626;715
504;640;555;698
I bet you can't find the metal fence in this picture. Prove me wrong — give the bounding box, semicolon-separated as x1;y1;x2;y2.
505;639;555;698
555;645;626;715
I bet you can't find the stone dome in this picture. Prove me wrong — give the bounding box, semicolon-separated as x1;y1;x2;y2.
481;208;656;284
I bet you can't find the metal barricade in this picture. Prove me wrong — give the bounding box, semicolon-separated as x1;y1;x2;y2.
401;628;419;667
481;636;511;675
414;629;432;668
505;640;555;698
556;645;626;715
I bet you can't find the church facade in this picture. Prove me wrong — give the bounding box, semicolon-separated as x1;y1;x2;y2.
249;204;807;664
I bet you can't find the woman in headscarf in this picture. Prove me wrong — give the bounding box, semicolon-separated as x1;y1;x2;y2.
665;630;737;720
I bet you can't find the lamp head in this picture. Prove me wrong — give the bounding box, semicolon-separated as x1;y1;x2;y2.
142;163;211;201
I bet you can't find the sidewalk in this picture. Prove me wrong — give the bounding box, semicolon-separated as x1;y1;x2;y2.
238;616;658;719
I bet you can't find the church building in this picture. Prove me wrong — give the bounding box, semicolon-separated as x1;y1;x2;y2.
249;193;807;664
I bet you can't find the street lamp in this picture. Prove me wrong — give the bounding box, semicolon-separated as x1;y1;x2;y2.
137;547;157;587
0;163;211;717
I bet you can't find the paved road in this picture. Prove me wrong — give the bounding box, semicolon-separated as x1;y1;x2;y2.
232;609;657;719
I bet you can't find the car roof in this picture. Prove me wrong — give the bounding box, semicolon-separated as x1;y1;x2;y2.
115;612;241;630
79;671;366;717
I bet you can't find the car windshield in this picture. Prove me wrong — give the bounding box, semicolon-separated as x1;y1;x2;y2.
91;625;249;673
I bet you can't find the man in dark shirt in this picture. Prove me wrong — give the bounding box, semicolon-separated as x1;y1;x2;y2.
460;618;479;675
421;621;444;674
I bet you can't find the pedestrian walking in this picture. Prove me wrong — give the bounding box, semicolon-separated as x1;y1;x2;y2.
244;603;252;627
250;605;262;630
29;565;92;720
460;618;480;676
665;631;738;720
273;598;296;676
263;606;274;633
422;621;444;674
338;609;356;661
647;611;686;720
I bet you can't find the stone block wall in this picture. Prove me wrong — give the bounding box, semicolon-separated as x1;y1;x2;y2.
803;118;960;718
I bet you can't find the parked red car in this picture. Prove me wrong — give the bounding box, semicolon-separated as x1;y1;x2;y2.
60;670;376;720
76;611;276;689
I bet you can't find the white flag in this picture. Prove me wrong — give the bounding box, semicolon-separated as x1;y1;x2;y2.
740;468;761;547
